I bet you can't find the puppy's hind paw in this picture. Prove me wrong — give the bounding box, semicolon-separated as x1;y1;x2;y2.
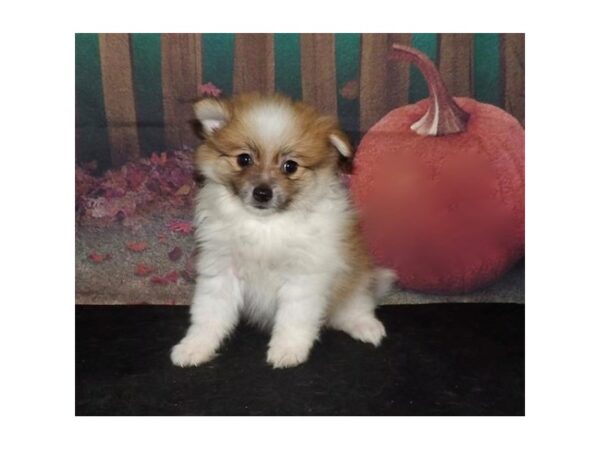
170;337;217;367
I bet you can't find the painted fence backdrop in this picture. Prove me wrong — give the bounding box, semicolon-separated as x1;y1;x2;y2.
76;33;524;171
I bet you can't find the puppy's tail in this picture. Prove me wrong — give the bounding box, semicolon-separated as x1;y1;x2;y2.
371;267;397;300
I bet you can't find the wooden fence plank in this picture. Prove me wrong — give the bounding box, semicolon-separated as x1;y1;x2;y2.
300;34;337;116
359;33;411;132
502;33;525;126
98;33;140;166
439;33;473;98
161;33;202;151
234;33;274;95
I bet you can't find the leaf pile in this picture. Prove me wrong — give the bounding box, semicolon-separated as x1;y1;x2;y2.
76;150;197;227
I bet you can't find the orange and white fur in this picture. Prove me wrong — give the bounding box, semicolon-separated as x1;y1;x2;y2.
171;93;395;369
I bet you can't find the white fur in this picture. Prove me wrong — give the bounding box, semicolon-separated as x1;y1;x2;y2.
171;174;390;369
244;102;297;149
201;119;226;134
172;98;392;369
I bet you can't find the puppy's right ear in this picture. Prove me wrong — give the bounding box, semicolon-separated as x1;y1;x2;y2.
193;98;230;135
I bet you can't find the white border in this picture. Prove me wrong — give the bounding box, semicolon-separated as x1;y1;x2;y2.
3;1;600;448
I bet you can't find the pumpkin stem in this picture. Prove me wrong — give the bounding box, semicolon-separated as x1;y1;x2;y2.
390;44;470;136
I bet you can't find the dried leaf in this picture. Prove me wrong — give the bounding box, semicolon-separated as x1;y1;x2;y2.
150;270;180;285
168;246;183;262
175;184;191;196
134;263;155;276
167;219;194;235
164;270;180;283
125;165;147;190
198;82;222;98
126;242;148;252
150;152;168;166
339;79;359;100
88;252;112;263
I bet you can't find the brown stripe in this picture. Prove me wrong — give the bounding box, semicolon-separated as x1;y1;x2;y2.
439;33;473;98
359;33;411;131
98;33;140;166
161;33;202;151
502;33;525;126
233;33;274;95
300;34;337;116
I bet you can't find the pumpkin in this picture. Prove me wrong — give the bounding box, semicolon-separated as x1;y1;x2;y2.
350;45;524;294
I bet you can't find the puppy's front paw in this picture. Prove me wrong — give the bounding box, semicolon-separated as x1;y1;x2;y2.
345;317;386;347
170;336;216;367
267;338;311;369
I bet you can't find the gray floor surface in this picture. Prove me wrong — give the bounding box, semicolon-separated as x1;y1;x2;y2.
76;215;524;306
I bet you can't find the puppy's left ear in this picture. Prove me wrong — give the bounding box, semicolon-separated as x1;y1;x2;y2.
328;129;353;158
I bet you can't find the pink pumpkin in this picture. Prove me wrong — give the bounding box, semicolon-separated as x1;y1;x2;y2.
350;45;524;294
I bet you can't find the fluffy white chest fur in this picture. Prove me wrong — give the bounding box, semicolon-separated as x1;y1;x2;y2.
194;181;351;329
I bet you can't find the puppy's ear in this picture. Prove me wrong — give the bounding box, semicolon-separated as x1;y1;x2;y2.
328;129;353;158
193;98;230;135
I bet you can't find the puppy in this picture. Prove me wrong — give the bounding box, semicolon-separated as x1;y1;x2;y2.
171;93;395;369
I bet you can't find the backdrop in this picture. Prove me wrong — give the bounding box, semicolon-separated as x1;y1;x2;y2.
75;33;525;305
76;33;524;171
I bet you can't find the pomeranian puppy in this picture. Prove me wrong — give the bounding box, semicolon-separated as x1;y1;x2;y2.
171;93;395;369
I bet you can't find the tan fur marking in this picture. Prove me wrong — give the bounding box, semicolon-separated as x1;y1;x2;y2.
194;93;352;206
328;220;374;313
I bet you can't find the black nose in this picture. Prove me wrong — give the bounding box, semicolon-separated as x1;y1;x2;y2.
252;184;273;203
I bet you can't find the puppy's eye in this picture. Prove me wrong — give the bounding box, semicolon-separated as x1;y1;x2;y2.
237;153;253;168
282;160;298;175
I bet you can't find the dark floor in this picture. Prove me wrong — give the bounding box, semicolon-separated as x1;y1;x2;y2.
76;304;524;415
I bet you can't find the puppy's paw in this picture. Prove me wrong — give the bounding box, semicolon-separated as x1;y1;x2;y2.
344;317;386;347
266;338;311;369
170;336;216;367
